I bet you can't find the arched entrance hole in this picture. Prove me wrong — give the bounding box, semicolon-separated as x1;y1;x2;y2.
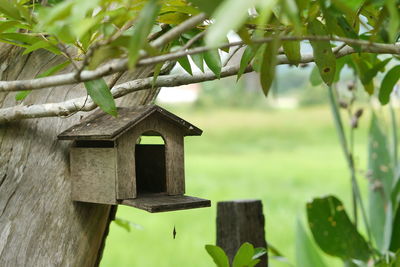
135;132;167;195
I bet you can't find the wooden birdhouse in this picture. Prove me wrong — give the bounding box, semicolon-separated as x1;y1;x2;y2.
58;105;211;213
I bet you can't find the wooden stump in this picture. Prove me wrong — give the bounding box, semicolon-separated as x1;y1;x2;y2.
216;200;268;266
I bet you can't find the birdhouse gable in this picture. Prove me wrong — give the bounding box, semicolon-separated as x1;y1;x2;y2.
57;105;202;141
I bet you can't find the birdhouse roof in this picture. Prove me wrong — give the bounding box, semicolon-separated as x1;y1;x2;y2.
57;105;202;140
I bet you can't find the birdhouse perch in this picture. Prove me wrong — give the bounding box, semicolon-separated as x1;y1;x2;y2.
58;105;211;213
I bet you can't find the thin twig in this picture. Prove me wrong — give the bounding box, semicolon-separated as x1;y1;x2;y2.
223;45;243;67
183;31;206;50
151;13;207;49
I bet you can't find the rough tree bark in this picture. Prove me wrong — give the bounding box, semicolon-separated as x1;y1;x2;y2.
0;44;157;266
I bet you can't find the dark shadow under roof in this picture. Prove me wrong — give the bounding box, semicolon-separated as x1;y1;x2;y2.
58;105;202;140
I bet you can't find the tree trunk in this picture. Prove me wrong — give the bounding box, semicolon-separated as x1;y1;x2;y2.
0;44;157;266
216;200;268;266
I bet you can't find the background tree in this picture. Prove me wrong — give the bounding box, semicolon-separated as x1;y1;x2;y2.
0;0;400;266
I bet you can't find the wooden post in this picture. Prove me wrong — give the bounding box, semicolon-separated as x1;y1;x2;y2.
216;200;268;266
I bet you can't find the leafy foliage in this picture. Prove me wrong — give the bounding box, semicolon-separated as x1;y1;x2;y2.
0;0;399;115
306;195;371;261
205;242;266;267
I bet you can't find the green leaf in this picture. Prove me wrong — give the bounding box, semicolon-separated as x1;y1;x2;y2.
72;16;102;40
232;242;255;267
22;40;60;55
0;21;23;33
15;90;32;101
390;250;400;266
38;1;74;26
282;41;301;65
84;78;117;117
252;247;267;260
252;44;265;72
307;19;336;86
186;0;224;15
37;61;71;78
259;37;280;97
333;56;348;83
309;65;323;86
351;54;375;95
71;0;100;21
205;0;258;48
237;44;260;81
363;58;392;85
113;217;143;232
379;65;400;105
205;245;229;267
336;15;359;40
385;0;400;43
191;53;204;72
128;0;161;68
160;4;200;16
0;33;41;46
0;0;23;20
296;219;327;267
204;49;221;78
178;55;193;75
368;112;394;251
219;36;230;53
307;195;371;261
282;0;302;35
390;206;400;251
237;27;252;44
247;259;260;267
88;45;123;70
333;0;364;12
114;218;131;232
158;12;190;24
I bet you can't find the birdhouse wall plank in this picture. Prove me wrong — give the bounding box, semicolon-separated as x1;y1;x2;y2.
70;147;117;204
116;132;137;200
165;133;185;195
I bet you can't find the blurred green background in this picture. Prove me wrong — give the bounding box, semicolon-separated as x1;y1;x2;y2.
100;65;371;266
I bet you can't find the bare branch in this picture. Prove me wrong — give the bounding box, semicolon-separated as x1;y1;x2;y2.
0;45;375;123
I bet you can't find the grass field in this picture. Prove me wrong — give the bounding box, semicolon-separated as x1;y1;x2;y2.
100;105;370;267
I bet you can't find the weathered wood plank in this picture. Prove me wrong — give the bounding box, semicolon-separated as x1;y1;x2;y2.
216;200;268;266
121;194;211;213
116;132;137;199
70;147;117;204
165;132;185;195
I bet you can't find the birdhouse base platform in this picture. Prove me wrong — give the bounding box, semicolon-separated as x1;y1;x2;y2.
121;194;211;213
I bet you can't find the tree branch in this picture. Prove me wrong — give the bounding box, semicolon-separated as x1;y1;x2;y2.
0;45;377;123
0;35;399;92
